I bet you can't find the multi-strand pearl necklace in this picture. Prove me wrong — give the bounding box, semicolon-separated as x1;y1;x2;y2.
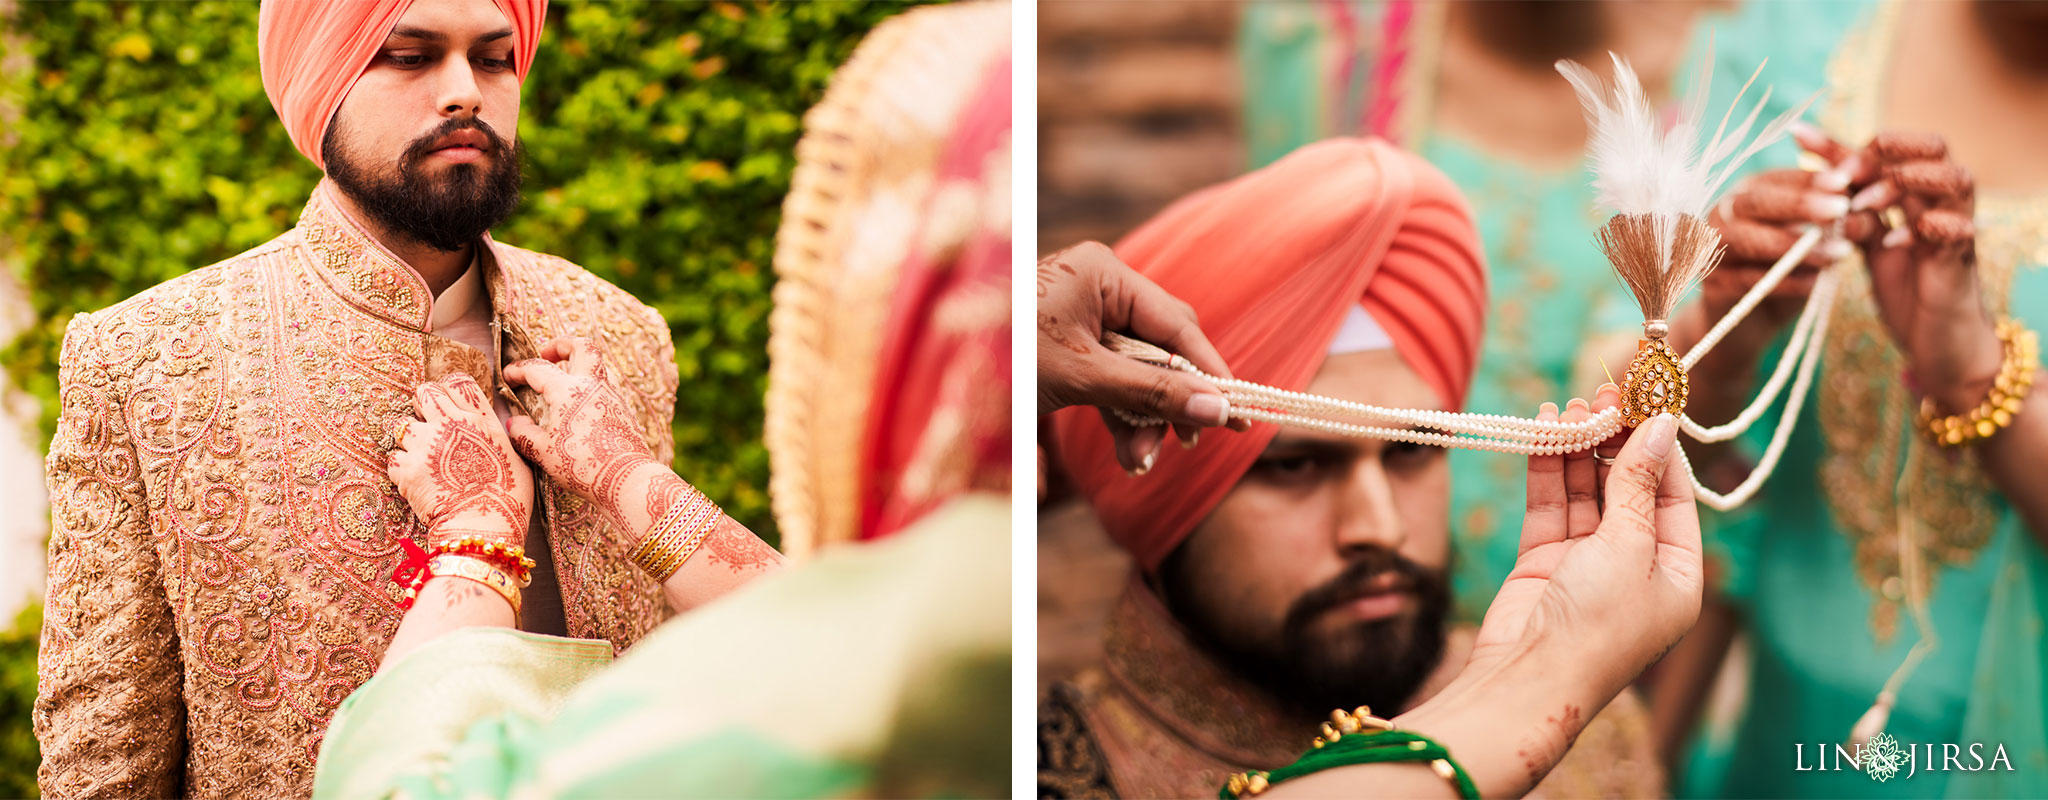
1113;226;1836;511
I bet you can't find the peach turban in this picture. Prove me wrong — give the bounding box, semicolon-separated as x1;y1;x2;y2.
1048;138;1486;572
258;0;547;170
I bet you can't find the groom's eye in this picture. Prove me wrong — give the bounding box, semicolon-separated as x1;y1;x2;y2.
1248;445;1342;487
1385;439;1444;470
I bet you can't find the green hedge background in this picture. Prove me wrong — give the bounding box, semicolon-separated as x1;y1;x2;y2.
0;1;932;793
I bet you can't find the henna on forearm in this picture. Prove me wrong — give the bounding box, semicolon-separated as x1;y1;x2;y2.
696;517;785;578
438;578;490;612
641;471;691;540
1515;704;1584;785
655;513;785;612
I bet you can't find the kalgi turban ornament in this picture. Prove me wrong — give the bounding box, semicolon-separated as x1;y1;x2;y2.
1113;47;1840;513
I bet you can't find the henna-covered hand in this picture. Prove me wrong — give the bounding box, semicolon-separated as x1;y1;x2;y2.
1037;241;1247;477
387;373;534;549
1801;129;2002;414
1371;387;1702;799
504;337;659;528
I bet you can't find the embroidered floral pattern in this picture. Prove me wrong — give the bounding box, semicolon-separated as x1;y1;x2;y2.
37;182;678;797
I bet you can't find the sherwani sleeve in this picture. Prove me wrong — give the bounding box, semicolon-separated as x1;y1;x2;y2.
34;311;187;797
644;303;679;466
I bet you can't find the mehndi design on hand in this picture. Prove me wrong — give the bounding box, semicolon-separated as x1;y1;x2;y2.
506;337;663;532
388;373;535;550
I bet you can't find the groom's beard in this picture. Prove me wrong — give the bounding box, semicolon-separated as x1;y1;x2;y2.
323;116;523;253
1163;544;1452;718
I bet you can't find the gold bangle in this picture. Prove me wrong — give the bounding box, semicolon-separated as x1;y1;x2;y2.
631;495;695;576
652;495;716;579
632;488;722;580
1919;317;2038;447
663;500;721;578
428;554;522;616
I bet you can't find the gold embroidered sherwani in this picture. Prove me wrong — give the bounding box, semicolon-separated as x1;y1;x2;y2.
36;182;676;798
1037;585;1666;799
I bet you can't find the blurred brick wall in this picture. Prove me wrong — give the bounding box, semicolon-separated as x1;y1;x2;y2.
1037;1;1246;691
1037;0;1245;255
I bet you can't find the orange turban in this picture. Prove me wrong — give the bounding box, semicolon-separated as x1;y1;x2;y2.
1048;138;1486;572
258;0;547;170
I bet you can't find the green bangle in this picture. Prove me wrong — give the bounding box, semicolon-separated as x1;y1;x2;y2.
1220;730;1479;800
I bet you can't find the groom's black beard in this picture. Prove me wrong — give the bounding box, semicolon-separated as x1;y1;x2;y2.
323;115;523;253
1160;543;1453;719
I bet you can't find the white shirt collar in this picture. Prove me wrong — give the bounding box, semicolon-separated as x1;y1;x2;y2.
427;253;484;333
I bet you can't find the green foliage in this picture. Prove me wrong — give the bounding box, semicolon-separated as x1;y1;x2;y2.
0;1;930;546
0;603;41;799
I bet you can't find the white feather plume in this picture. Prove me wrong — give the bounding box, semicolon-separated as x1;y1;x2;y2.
1557;45;1819;323
1557;46;1819;220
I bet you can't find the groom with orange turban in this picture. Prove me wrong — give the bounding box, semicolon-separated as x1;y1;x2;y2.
1036;139;1661;798
36;1;682;796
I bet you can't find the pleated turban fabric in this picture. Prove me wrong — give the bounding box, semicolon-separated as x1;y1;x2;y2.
258;0;547;170
1048;138;1488;572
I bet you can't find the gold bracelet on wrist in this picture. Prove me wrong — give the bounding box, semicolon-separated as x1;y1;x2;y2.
1919;317;2038;447
630;497;692;577
653;494;718;579
429;535;536;588
631;487;722;581
427;553;523;616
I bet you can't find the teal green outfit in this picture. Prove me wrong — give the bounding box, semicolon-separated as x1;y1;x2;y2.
1241;2;1639;623
1683;2;2048;797
313;498;1009;800
1243;2;2048;797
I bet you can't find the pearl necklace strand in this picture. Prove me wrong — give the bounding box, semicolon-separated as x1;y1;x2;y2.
1112;226;1838;511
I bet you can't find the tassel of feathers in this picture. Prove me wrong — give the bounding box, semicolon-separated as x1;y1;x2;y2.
1556;47;1818;330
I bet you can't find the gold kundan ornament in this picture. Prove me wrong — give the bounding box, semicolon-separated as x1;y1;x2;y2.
1557;51;1814;426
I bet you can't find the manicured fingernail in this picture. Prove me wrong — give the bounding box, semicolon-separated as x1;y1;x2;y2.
1186;393;1229;426
1598;382;1619;397
1883;226;1912;248
1816;153;1860;193
1806;193;1849;220
1181;430;1201;450
1567;397;1589;411
1540;401;1558;417
1645;413;1677;460
1821;238;1853;260
1849;182;1886;211
1139;449;1157;475
1789;120;1822;143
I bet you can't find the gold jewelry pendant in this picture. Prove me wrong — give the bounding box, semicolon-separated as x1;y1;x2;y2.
1622;335;1686;427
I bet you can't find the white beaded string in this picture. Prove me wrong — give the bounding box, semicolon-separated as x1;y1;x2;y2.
1109;224;1842;510
1682;229;1833;442
1681;261;1839;511
1680;225;1826;370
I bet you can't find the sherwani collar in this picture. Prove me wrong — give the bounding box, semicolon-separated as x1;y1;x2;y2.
295;179;517;335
